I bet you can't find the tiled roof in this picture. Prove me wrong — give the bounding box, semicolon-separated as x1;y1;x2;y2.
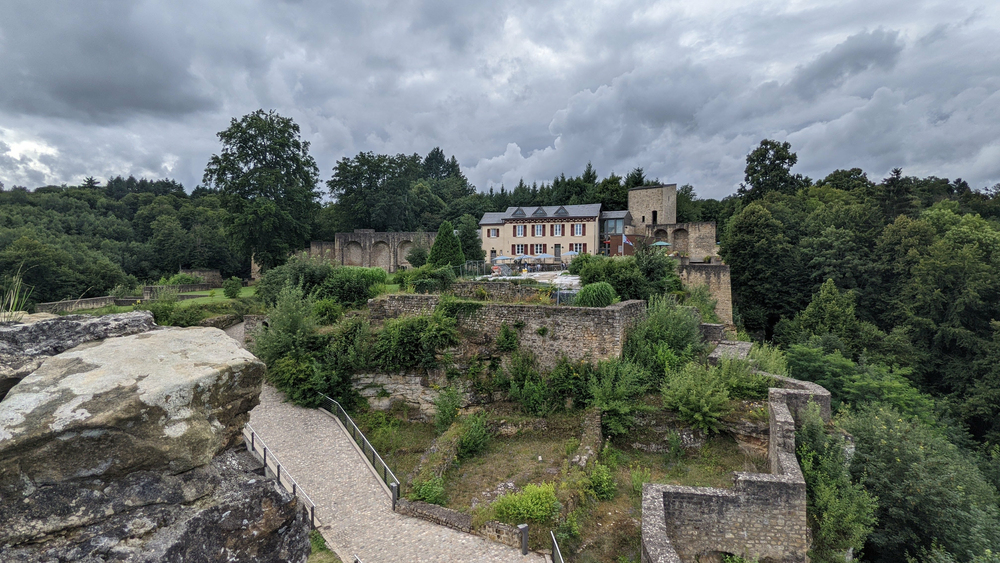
479;212;506;226
482;204;602;224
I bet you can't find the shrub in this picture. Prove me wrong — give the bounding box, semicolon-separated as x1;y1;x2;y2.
589;462;617;500
109;281;140;298
255;255;337;306
168;305;203;327
428;220;465;268
373;312;458;371
457;412;491;460
406;245;429;268
717;358;774;400
410;477;447;505
662;363;731;434
748;341;788;375
682;284;719;323
588;359;650;437
576;281;617;307
135;289;177;325
568;252;598;275
359;410;400;453
158;272;203;285
629;462;651;496
251;285;317;366
267;354;324;407
318;266;388;306
495;322;519;352
434;385;461;433
623;295;703;383
313;299;343;325
547;357;593;410
492;483;561;524
223;276;242;299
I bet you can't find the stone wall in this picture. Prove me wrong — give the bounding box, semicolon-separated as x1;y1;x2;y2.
395;499;523;550
448;281;549;302
310;230;436;273
369;294;647;368
143;283;213;299
641;371;832;563
677;264;733;327
35;296;118;313
179;268;224;286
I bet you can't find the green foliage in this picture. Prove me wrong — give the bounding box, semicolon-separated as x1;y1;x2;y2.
373;312;458;371
410;477;447;506
434;386;461;433
588;359;650;437
396;264;456;293
358;410;401;453
747;341;788;376
507;351;554;416
405;244;429;268
434;295;484;319
319;266;388;306
222;276;242;299
495;322;519;352
796;403;877;563
428;220;465;268
157;272;203;285
455;214;485;262
492;483;561;524
629;463;652;496
662;363;731;434
267;354;324;407
682;284;720;323
841;403;1000;563
0;267;31;322
251;285;317;366
576;281;617;307
134;290;178;325
623;296;703;383
202;109;320;269
313;299;343;325
589;462;617;500
457;412;490;460
547;357;594;410
716;358;774;400
255;255;336;306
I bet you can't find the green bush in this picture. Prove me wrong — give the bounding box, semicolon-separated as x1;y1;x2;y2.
457;412;491;460
359;410;401;453
568;252;598;275
575;281;617;307
410;476;447;505
588;359;650;437
682;284;719;323
428;220;465;268
313;299;343;325
717;358;774;400
492;483;561;524
135;289;177;325
548;358;593;410
158;272;203;285
373;312;458;372
223;276;242;299
168;305;204;327
255;256;337;306
623;296;704;383
662;363;731;434
406;245;429;268
748;341;788;376
434;385;461;433
589;462;617;500
495;322;519;352
629;462;652;496
267;354;324;407
251;285;317;366
318;266;388;306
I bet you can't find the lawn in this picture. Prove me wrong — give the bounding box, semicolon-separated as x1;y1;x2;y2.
175;286;256;306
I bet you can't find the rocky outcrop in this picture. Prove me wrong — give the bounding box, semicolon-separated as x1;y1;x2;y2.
0;324;310;562
0;311;156;400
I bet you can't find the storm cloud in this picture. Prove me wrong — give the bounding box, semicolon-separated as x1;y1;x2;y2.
0;0;998;198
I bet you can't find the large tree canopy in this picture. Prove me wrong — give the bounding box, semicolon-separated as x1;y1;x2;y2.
203;109;320;269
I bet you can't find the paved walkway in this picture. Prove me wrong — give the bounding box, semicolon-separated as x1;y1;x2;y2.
248;385;545;563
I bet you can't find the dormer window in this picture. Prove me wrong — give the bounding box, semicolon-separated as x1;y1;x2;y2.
512;207;526;217
531;207;548;217
554;206;569;217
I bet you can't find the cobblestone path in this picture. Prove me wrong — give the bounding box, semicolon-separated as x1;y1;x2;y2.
249;385;545;563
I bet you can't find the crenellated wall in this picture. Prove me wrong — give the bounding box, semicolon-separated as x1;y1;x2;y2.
641;371;831;563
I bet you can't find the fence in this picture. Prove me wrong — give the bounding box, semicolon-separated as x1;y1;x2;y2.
243;423;318;528
318;393;401;506
551;531;565;563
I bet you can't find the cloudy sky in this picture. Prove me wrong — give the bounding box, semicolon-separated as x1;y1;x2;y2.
1;0;998;199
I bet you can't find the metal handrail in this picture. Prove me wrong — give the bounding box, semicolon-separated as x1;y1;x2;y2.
243;423;318;528
318;393;400;504
551;530;565;563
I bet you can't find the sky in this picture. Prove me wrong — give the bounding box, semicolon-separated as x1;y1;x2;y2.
1;0;998;200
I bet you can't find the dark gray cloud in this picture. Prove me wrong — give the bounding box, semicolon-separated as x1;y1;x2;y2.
0;0;998;198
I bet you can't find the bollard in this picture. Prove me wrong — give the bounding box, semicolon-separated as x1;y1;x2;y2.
518;523;529;555
390;483;399;511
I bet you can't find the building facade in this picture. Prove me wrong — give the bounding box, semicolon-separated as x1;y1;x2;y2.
479;204;602;261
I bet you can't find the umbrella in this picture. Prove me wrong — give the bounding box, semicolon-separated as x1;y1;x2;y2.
651;241;672;247
513;254;532;260
492;254;513;262
562;250;579;256
532;253;555;260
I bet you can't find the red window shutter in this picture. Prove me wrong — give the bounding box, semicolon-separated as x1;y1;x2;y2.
511;244;515;254
549;224;553;236
583;243;587;254
543;244;547;253
563;223;566;236
582;224;586;236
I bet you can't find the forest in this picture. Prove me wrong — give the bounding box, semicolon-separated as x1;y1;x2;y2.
3;110;1000;562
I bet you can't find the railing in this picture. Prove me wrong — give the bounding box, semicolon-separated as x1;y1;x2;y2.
243;424;318;528
551;530;565;563
318;393;401;507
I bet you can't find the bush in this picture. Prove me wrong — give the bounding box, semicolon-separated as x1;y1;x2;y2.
255;256;337;306
434;385;461;433
406;245;429;268
717;358;774;400
373;312;458;372
313;299;343;325
267;354;324;407
495;322;519;352
575;281;617;307
168;305;204;327
251;285;317;366
492;483;561;524
682;284;719;323
457;412;491;460
547;357;594;411
662;363;731;434
359;410;401;453
158;272;203;285
623;295;703;383
629;462;652;496
223;276;242;299
318;266;388;306
589;462;616;500
428;220;465;268
748;341;788;375
588;359;650;437
135;289;177;325
410;476;447;505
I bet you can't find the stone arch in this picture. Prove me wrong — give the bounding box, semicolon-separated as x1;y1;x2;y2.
372;241;391;270
398;240;414;266
345;241;364;266
672;228;689;255
653;228;669;240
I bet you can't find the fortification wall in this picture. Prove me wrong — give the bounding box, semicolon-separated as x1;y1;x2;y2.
368;294;646;368
178;268;224;286
641;371;831;563
35;296;118;313
447;281;548;302
310;230;436;273
677;263;733;327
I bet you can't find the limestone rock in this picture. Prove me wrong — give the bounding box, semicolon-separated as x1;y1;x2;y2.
0;327;264;487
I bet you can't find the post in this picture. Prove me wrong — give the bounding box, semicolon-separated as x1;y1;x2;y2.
518;523;529;555
390;483;399;511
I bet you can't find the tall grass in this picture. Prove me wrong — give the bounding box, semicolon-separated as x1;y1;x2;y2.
1;267;32;323
748;341;789;376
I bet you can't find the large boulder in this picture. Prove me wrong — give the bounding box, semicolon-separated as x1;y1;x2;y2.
0;325;308;562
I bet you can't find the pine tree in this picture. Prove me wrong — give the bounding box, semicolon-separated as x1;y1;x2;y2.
428;221;465;268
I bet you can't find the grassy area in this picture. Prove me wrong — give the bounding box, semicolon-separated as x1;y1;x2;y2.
307;530;342;563
352;407;437;484
175;285;256;306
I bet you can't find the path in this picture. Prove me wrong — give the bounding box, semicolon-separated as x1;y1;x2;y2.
248;385;545;563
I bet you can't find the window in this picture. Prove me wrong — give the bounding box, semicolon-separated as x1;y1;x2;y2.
553;224;563;237
573;223;583;236
515;225;525;237
515;244;526;255
533;244;544;254
487;228;499;238
571;243;583;253
652;210;658;224
534;224;545;237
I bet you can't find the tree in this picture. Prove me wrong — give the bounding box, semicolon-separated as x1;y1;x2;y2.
455;214;485;262
738;139;809;202
427;220;464;268
202;109;320;269
82;176;101;189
